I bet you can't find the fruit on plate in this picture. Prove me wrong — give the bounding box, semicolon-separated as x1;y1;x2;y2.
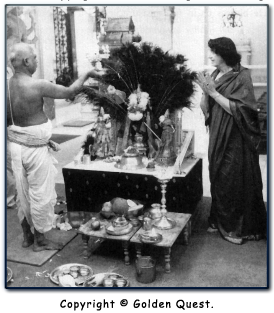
59;274;76;287
90;219;101;231
87;273;107;287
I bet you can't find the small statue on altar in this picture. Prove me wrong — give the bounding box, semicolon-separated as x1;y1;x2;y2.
90;109;115;158
155;110;177;166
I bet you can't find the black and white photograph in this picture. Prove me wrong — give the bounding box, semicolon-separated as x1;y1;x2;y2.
4;1;269;297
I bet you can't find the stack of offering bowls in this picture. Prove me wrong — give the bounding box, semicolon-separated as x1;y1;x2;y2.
115;146;146;170
106;215;133;235
84;273;129;287
103;274;127;287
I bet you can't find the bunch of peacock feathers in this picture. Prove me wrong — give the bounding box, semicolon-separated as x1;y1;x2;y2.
77;42;196;122
77;42;197;158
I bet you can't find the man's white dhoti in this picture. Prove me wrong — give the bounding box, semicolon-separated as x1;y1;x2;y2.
7;140;17;208
9;120;57;233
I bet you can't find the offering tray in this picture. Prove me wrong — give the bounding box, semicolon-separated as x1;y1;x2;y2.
7;267;13;283
103;156;121;163
106;223;133;236
114;146;146;170
83;272;129;287
50;263;93;286
114;161;146;171
138;230;163;244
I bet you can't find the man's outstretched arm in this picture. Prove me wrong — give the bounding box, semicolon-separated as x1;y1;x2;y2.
39;70;104;100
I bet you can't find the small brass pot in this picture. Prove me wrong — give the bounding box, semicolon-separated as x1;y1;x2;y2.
115;147;146;170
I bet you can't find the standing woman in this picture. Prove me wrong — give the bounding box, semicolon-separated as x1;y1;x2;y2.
196;37;267;244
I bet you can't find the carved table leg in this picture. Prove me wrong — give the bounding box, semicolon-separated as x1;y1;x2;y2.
164;247;171;273
135;243;142;259
182;220;191;245
82;234;90;259
122;241;130;265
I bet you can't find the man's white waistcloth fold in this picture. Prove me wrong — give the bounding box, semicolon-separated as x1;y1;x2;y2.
7;119;52;147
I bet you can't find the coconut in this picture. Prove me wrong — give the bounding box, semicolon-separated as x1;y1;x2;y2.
111;197;129;215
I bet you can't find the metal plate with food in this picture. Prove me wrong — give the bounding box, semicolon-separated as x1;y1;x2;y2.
7;267;13;283
50;263;94;286
106;223;133;236
103;156;120;163
114;146;146;170
83;272;130;287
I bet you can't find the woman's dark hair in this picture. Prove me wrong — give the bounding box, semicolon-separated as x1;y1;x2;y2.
208;37;241;67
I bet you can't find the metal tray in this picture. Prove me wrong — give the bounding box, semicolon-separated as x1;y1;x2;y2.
106;223;133;236
50;263;93;286
138;232;163;244
83;272;130;287
7;267;12;283
114;162;146;171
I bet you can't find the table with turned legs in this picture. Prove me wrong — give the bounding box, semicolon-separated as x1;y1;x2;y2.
130;212;191;273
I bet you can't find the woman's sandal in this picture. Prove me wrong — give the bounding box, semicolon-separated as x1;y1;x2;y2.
224;232;243;245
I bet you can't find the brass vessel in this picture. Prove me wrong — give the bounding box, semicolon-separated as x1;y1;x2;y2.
115;146;145;170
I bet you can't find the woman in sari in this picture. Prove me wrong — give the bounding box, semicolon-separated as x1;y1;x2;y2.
196;37;267;244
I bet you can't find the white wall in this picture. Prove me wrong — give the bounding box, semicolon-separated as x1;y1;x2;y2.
26;5;267;81
106;6;172;52
74;11;97;76
35;6;56;81
173;6;205;70
207;6;267;66
106;6;267;68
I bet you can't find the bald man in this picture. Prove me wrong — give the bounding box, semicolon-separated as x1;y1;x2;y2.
7;43;104;252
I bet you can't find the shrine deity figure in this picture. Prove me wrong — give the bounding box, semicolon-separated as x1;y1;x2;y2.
91;108;115;158
155;110;177;165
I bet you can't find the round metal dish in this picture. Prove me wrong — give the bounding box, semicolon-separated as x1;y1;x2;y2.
154;217;176;230
112;216;129;228
7;267;13;283
114;148;146;170
83;272;130;287
138;232;163;244
50;263;93;286
114;159;146;171
106;223;133;236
